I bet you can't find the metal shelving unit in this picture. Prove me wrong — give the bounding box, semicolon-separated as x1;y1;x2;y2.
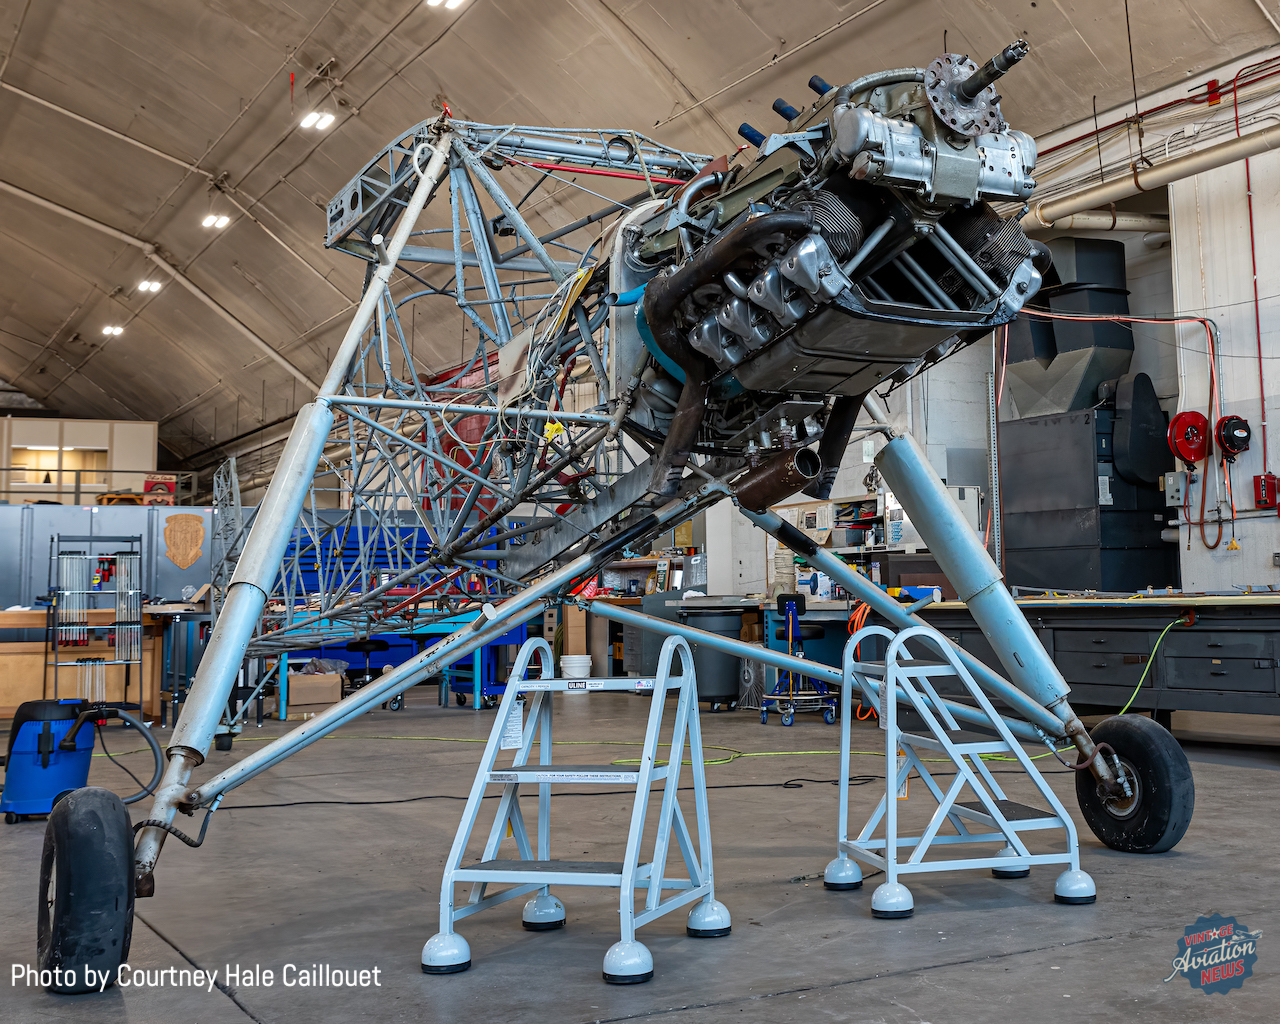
45;533;143;709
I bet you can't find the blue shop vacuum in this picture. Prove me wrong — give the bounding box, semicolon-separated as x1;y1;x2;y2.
1;699;163;824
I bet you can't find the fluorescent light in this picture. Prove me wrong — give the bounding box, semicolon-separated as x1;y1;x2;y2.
139;280;161;292
214;215;230;228
300;111;320;128
445;0;465;7
24;445;59;451
112;326;123;335
102;326;113;335
315;112;335;130
202;214;218;227
427;0;445;6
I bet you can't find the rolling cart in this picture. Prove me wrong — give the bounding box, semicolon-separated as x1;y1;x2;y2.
760;594;838;726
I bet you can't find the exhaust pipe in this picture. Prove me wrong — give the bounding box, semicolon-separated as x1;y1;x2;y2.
732;448;821;512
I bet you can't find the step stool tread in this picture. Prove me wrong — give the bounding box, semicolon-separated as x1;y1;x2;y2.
955;798;1055;821
469;859;625;873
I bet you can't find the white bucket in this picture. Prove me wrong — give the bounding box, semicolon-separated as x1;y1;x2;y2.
560;655;593;679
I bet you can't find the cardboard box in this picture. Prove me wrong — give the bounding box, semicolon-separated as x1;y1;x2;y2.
287;673;343;705
562;604;588;655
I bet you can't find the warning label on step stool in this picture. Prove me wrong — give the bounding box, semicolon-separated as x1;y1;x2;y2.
489;771;632;783
499;700;524;750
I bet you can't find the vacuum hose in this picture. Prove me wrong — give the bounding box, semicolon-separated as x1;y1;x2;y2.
59;706;164;804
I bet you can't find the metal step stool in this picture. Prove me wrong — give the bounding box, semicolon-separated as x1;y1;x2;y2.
823;624;1096;917
422;633;730;983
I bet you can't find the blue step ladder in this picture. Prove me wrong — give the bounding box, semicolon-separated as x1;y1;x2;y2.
823;624;1096;917
423;633;731;983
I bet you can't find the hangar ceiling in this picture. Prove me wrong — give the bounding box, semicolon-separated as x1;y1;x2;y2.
0;0;1275;484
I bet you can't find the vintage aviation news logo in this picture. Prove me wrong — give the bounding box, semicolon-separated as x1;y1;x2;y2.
1164;913;1260;993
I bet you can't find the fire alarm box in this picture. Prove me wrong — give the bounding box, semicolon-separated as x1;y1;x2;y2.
1255;473;1277;509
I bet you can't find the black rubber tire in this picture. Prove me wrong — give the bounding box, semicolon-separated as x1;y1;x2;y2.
214;734;233;751
37;787;134;993
1075;715;1194;854
4;811;17;825
388;694;404;712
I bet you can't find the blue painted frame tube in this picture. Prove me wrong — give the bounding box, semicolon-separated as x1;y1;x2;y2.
583;600;1044;743
736;508;1066;740
871;433;1073;713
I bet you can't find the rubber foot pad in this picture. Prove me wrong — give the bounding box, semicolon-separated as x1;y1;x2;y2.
604;970;653;985
992;868;1030;879
1054;894;1097;905
824;880;863;890
871;909;913;919
522;919;566;931
422;961;471;974
686;926;731;938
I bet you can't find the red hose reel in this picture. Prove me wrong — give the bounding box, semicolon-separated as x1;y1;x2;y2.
1167;411;1209;467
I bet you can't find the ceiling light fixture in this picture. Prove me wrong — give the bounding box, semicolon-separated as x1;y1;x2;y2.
202;214;218;227
300;111;321;128
427;0;445;6
445;0;466;8
315;112;335;130
102;326;124;335
139;280;162;292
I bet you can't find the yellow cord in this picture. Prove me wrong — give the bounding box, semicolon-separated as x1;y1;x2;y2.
92;733;1075;768
1118;616;1182;715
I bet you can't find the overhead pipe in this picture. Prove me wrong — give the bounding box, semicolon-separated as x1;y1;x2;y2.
1024;210;1170;234
1022;122;1280;228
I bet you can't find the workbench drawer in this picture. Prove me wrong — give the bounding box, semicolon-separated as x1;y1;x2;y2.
1162;631;1271;660
1164;657;1277;692
1053;630;1154;654
1056;651;1151;686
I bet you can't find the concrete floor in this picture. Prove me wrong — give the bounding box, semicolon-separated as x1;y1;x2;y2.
2;690;1276;1023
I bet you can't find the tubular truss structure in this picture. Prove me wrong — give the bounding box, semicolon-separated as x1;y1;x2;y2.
219;119;713;655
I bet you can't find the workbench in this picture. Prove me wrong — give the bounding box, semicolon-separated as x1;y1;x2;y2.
918;593;1280;720
650;590;1280;720
0;608;165;720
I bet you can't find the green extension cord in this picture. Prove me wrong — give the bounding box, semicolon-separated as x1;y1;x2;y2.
1117;616;1183;716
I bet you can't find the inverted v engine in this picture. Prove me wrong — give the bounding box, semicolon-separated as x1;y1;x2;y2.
608;40;1048;500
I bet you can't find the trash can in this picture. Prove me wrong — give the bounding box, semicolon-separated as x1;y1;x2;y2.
679;607;744;705
638;595;742;704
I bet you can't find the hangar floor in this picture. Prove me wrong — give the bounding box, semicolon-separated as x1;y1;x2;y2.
2;692;1276;1023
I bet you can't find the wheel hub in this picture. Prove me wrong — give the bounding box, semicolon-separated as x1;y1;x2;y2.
1099;756;1142;820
